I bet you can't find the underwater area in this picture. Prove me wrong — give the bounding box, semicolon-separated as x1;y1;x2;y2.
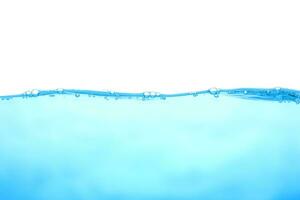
0;88;300;200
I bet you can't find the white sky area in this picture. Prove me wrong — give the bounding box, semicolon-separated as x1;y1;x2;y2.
0;1;299;95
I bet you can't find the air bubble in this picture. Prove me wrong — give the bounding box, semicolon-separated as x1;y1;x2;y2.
209;87;220;98
31;89;40;96
1;97;11;101
24;90;39;97
275;87;281;91
114;93;120;100
75;93;80;98
56;88;64;94
143;92;151;97
24;90;31;96
244;90;248;94
143;91;160;98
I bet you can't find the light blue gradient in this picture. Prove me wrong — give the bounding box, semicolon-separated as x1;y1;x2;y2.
0;90;300;199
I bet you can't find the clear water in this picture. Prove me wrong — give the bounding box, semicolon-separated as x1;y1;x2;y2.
0;88;300;200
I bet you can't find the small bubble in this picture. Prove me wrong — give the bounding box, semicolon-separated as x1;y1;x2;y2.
279;97;284;103
31;89;40;96
56;88;64;94
150;92;156;97
209;87;220;98
1;97;10;101
275;87;281;91
244;90;248;94
75;93;80;97
295;98;300;104
160;95;167;100
114;94;120;100
24;90;31;96
143;92;151;97
192;93;198;97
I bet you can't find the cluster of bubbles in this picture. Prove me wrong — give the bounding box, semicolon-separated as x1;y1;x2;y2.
23;89;40;97
143;91;161;100
103;91;121;100
2;87;300;104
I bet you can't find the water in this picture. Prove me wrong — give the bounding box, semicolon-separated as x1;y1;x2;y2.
0;88;300;200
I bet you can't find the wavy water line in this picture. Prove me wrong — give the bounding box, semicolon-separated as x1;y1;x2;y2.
0;88;300;104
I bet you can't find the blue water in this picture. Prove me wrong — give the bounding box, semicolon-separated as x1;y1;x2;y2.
0;88;300;200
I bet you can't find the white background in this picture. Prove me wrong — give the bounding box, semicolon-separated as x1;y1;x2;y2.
0;0;299;95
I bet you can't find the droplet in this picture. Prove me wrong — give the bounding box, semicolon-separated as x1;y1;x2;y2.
75;93;80;98
209;87;220;98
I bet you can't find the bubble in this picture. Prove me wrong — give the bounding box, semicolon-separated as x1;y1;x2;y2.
75;93;80;98
143;91;160;98
275;87;281;91
160;95;167;100
143;92;151;97
244;90;248;94
31;89;40;96
56;88;64;94
192;93;198;97
1;97;11;101
209;87;220;98
24;90;31;96
23;90;39;97
114;93;120;100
